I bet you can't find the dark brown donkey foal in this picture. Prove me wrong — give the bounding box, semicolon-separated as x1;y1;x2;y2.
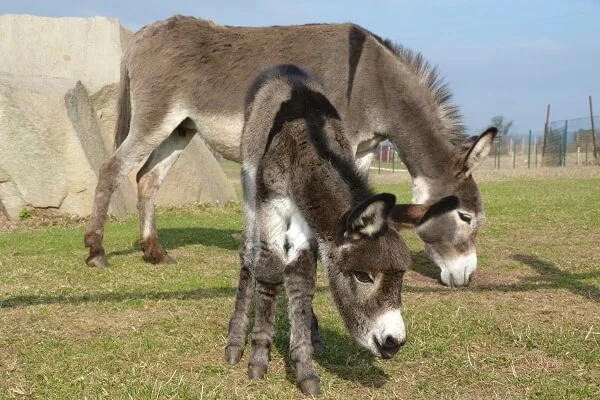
225;64;459;396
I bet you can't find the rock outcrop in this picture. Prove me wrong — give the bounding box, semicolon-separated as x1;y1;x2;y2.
0;14;237;220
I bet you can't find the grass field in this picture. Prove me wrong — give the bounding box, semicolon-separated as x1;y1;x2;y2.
1;171;599;399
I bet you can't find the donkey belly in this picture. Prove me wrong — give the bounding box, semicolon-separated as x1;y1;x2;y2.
193;112;245;162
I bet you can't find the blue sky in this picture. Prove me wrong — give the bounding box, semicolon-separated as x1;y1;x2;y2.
2;0;599;135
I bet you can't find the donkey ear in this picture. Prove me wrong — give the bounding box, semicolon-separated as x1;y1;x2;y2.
344;193;396;239
458;127;497;178
390;196;459;229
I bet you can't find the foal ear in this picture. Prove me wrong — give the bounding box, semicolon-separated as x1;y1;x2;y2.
458;127;497;178
344;193;396;239
390;196;459;229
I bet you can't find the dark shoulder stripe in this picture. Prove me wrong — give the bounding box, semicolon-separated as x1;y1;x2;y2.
346;26;367;104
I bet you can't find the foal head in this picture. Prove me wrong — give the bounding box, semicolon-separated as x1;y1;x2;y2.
322;193;459;358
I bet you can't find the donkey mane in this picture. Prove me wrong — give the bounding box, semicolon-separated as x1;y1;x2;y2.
367;31;467;145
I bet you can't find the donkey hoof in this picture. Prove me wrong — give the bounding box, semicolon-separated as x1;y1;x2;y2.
299;377;321;397
225;346;244;365
248;364;267;380
86;254;109;268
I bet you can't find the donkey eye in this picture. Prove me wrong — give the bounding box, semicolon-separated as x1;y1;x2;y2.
458;212;472;224
353;271;374;284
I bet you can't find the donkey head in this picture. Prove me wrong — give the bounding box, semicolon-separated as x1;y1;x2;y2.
322;193;458;358
395;127;497;287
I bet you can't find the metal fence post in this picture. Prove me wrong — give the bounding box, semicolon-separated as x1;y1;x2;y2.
497;136;502;169
528;129;532;168
563;120;568;167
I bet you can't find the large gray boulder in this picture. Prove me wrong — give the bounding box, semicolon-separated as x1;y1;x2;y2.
0;14;237;220
0;14;131;90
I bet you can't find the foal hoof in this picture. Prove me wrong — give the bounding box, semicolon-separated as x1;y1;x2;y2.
248;364;267;380
299;377;321;397
225;345;244;365
86;254;109;268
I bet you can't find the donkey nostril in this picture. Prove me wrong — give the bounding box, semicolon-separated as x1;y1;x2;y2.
377;335;404;358
384;336;398;349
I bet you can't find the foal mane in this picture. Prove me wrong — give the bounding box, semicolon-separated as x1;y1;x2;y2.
369;33;469;146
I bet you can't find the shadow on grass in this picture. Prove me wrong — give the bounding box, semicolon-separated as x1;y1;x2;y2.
271;295;389;390
107;227;240;257
0;286;237;309
409;250;440;282
404;253;600;303
0;285;331;310
509;253;600;303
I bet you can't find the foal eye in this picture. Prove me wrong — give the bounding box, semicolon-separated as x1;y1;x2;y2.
353;271;374;284
458;212;472;224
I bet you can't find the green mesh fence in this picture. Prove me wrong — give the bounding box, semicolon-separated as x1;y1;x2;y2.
543;116;599;166
369;115;599;172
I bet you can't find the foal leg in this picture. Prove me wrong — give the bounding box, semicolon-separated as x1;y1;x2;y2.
247;202;286;380
248;276;281;380
310;307;324;356
136;127;195;264
284;245;320;396
226;233;324;364
226;165;259;364
225;229;255;364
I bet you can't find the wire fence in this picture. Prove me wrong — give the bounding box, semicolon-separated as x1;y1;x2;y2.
371;115;599;173
542;116;599;167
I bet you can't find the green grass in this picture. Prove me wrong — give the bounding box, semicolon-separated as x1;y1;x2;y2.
1;178;599;399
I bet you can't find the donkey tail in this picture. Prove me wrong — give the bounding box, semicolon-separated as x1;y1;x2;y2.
113;60;131;150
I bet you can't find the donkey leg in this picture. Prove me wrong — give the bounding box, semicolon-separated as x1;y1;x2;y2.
284;247;320;396
136;127;195;264
85;106;187;267
85;127;163;267
225;230;255;364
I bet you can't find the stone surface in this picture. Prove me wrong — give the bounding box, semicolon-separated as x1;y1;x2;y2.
64;80;137;216
156;134;237;207
0;14;132;91
0;83;68;211
0;14;237;220
0;167;26;219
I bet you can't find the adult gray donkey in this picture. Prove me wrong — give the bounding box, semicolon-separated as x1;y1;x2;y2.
84;15;497;287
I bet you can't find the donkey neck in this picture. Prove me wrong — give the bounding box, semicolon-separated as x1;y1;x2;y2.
353;39;461;182
386;84;456;180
